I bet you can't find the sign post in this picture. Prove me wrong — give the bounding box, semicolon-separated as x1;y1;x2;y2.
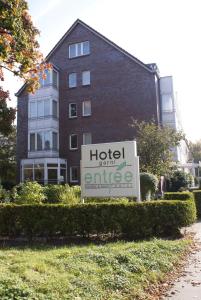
81;141;141;201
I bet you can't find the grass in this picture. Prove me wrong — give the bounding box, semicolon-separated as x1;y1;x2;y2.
0;238;191;300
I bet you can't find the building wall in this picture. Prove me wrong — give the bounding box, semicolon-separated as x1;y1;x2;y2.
47;23;161;182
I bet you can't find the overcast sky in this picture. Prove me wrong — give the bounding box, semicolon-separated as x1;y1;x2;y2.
4;0;201;142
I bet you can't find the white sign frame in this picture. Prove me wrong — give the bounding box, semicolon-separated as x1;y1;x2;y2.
81;141;141;201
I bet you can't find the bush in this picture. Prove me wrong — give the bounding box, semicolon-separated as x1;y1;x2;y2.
163;192;193;201
84;197;129;204
44;184;80;205
167;171;191;192
140;173;158;201
0;200;196;239
193;190;201;219
14;181;46;204
0;185;10;203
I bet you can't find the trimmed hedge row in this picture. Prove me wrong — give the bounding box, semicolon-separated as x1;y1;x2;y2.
0;200;196;239
193;190;201;219
163;192;193;201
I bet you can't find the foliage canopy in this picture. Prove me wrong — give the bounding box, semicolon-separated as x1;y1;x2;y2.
131;120;184;176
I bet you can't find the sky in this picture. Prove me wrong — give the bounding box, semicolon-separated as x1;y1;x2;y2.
3;0;201;142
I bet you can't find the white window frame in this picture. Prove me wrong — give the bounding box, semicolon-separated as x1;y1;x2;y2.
82;71;91;86
29;130;59;152
69;134;78;150
70;166;79;183
82;100;91;117
69;72;77;88
69;41;90;59
28;99;57;119
83;132;92;145
69;103;77;118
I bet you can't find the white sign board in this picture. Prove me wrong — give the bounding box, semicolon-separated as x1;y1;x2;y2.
81;141;140;201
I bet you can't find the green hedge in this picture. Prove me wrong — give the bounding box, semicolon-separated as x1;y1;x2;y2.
163;192;193;201
0;200;196;240
193;190;201;219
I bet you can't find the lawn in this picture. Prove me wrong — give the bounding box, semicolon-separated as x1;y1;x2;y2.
0;238;191;300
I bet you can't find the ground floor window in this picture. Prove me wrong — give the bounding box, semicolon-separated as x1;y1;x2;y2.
21;159;66;184
70;166;79;183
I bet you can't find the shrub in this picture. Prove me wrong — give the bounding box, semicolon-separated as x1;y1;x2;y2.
0;185;10;203
140;173;158;201
84;197;129;204
193;190;201;219
14;181;46;204
44;184;80;205
0;200;196;239
167;171;191;192
163;192;193;201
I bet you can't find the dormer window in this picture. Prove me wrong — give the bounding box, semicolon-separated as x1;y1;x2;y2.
69;41;90;58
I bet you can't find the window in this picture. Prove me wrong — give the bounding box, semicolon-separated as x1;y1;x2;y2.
69;41;90;58
30;133;35;151
29;99;57;119
52;100;58;118
82;100;91;116
29;102;37;118
82;71;90;86
29;131;58;152
37;101;43;118
44;131;51;150
69;73;77;88
52;132;58;150
52;70;58;88
70;166;78;182
69;134;78;150
69;103;77;118
83;132;92;145
37;132;43;150
44;100;50;117
162;95;173;112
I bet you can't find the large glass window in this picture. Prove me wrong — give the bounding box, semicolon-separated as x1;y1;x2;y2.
52;70;58;88
52;100;58;118
44;100;50;117
83;132;92;145
24;168;33;181
30;133;35;151
69;103;77;118
34;164;44;184
82;71;90;86
70;166;78;182
69;41;90;58
29;131;58;152
30;102;37;118
69;73;77;88
82;100;91;116
162;95;173;112
69;134;78;150
37;101;43;118
29;99;57;119
44;131;51;150
37;132;43;150
52;132;58;150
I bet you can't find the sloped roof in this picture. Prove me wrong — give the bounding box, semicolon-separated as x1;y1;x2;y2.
16;19;157;96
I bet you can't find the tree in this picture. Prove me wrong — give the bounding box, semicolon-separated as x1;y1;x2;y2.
0;125;16;188
0;0;50;134
189;140;201;163
131;120;184;176
0;87;15;135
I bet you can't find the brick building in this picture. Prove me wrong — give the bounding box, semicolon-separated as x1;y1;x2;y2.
16;19;182;184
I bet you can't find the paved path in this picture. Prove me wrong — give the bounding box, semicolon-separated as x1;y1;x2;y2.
164;222;201;300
